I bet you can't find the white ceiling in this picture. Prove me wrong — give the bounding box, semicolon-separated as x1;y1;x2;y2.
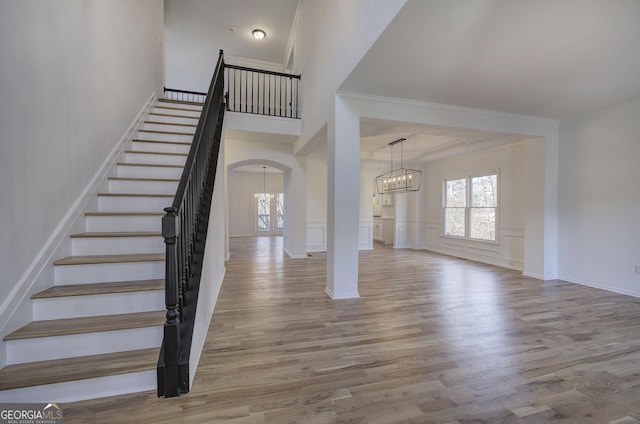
359;118;528;164
197;0;640;162
165;0;299;65
341;0;640;120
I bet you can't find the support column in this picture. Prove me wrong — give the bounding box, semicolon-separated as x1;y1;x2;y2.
523;135;558;280
326;95;360;299
283;162;308;259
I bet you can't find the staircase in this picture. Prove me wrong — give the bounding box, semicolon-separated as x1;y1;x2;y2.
0;99;202;402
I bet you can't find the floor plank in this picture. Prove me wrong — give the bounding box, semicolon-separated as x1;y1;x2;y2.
62;236;640;423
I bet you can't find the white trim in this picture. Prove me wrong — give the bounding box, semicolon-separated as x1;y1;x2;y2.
338;91;559;129
284;248;307;259
283;0;302;70
558;275;640;299
0;370;155;403
522;272;546;280
325;287;360;300
0;93;156;344
225;55;286;73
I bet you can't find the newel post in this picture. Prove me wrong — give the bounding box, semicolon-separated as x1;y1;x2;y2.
162;206;181;397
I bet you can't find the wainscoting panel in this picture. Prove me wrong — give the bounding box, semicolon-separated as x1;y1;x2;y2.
306;224;326;252
501;226;525;268
423;221;525;271
359;223;373;250
395;224;408;248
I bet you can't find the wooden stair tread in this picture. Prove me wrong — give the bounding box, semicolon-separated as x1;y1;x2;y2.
4;311;165;341
85;211;164;216
117;162;183;168
124;150;188;157
53;253;164;266
70;231;162;238
108;177;180;182
149;112;200;119
144;120;197;127
139;129;194;136
157;98;203;107
131;139;191;146
32;279;164;299
0;348;158;391
97;192;173;197
154;105;202;113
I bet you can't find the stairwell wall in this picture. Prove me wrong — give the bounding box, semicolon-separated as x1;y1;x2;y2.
0;0;164;366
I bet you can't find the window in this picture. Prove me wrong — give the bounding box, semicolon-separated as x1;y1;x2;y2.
444;178;467;237
276;193;284;230
256;193;271;231
443;173;498;241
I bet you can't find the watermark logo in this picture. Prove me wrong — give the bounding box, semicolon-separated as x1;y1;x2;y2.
0;403;63;424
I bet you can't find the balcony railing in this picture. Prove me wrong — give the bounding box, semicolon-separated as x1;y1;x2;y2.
224;64;300;119
163;87;207;104
157;50;225;398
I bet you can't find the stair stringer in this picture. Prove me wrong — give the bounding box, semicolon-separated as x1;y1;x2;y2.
0;98;204;402
0;92;157;367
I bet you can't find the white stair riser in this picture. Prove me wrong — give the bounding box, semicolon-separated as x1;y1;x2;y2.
153;106;201;118
55;261;163;285
71;236;164;256
86;215;162;232
98;196;172;212
148;114;199;125
7;327;162;364
109;179;179;194
137;130;193;143
33;291;164;320
131;140;191;154
117;164;183;179
124;151;187;166
0;370;156;403
143;122;197;132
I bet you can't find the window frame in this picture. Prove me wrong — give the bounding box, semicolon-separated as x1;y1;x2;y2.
276;192;284;230
256;192;271;232
442;170;500;243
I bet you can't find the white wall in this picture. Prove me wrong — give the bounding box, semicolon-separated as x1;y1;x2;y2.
189;130;227;385
0;0;164;340
421;142;526;270
291;0;406;153
164;0;286;92
228;170;284;236
558;98;640;296
225;135;307;257
306;156;328;251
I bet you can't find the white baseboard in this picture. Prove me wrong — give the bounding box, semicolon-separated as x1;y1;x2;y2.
558;275;640;299
325;287;360;300
284;247;307;259
0;93;157;366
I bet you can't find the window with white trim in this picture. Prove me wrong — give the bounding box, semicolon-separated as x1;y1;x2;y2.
276;193;284;230
443;172;498;241
256;193;271;231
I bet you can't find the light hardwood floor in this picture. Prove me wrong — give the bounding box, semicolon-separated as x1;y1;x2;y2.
64;236;640;423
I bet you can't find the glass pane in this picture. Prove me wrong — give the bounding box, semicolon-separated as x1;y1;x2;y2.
257;193;270;231
445;208;465;237
276;193;284;230
471;174;497;207
470;207;496;240
445;179;467;207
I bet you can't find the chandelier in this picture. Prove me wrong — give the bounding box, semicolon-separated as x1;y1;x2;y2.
255;166;274;199
375;138;422;194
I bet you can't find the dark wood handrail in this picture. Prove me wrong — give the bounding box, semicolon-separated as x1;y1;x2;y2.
224;63;300;79
157;49;226;398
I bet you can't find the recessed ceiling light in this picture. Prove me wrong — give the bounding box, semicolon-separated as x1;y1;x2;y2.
252;29;266;40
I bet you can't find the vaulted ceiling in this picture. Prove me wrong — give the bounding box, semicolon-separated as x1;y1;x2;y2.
180;0;640;163
342;0;640;120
